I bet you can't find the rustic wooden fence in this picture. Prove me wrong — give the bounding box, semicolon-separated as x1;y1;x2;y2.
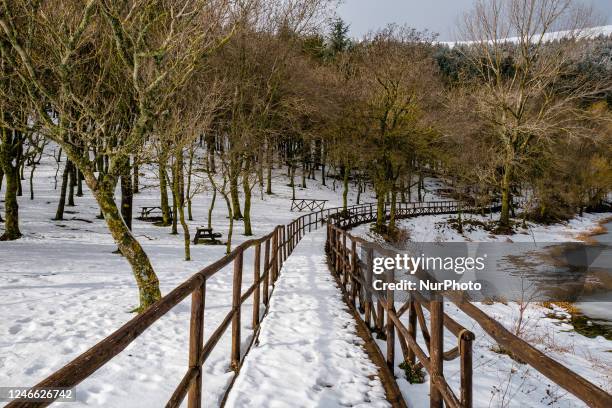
290;198;328;211
9;199;611;408
326;205;612;408
5;202;371;408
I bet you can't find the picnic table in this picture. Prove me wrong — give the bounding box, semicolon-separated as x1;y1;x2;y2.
193;227;222;244
139;206;173;222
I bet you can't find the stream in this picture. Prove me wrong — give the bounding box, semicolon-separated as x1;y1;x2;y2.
563;220;612;339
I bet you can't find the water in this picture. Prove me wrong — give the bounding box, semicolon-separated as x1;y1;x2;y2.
570;221;612;338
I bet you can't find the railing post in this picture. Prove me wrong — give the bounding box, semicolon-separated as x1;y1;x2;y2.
253;243;261;329
309;213;312;232
335;229;341;274
231;251;243;372
342;231;347;285
351;239;357;307
282;226;287;261
407;297;417;365
263;238;270;306
386;267;395;372
460;331;475;408
272;228;279;282
187;280;205;408
365;247;373;328
430;300;443;408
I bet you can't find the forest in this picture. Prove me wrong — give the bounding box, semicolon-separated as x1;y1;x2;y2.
1;0;611;315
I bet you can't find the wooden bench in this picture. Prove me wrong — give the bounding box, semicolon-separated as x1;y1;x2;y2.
193;227;222;244
290;198;328;212
139;206;172;222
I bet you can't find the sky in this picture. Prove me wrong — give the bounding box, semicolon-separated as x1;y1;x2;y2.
337;0;612;41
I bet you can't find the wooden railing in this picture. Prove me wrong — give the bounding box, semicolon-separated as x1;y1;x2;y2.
326;205;612;408
10;199;610;408
290;198;328;212
5;202;370;408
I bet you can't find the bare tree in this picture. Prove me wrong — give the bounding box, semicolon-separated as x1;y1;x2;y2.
459;0;611;230
0;0;233;311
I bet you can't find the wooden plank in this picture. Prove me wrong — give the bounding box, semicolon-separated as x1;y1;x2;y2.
460;331;474;408
166;367;199;408
230;251;243;372
253;244;261;329
386;268;395;371
429;301;444;408
187;282;205;408
263;238;271;306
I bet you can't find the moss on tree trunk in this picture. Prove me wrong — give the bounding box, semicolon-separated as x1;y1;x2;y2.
1;165;21;240
159;157;172;226
89;173;161;311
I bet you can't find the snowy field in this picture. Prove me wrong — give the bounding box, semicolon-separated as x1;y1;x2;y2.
0;153;371;406
2;150;610;407
352;211;612;244
352;213;612;407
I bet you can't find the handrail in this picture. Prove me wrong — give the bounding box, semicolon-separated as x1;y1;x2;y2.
326;203;612;408
5;201;373;408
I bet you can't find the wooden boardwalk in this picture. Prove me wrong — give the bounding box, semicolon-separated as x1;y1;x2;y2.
7;199;612;408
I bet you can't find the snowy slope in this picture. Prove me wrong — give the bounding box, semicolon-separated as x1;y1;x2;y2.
441;24;612;47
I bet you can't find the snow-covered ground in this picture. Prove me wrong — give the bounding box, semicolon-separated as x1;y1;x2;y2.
352;211;612;243
351;212;612;407
0;153;373;406
441;24;612;47
2;149;610;407
225;229;389;408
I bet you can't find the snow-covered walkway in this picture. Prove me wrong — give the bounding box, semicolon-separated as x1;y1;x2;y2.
224;229;390;408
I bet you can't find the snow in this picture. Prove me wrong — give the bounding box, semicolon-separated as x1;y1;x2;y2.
351;212;612;243
224;229;389;408
350;211;612;407
441;25;612;48
387;299;612;408
0;152;370;406
2;149;611;407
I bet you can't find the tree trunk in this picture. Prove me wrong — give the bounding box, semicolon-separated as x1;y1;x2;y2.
133;157;139;194
89;176;161;311
54;161;70;220
389;187;397;231
121;164;133;231
301;160;307;188
159;157;172;226
176;152;190;261
186;146;195;221
376;189;386;231
0;168;3;222
76;169;83;197
208;188;216;230
230;166;242;220
29;162;36;200
1;165;21;240
223;192;233;254
499;162;512;229
242;170;253;236
68;162;76;206
171;161;178;235
342;165;349;211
